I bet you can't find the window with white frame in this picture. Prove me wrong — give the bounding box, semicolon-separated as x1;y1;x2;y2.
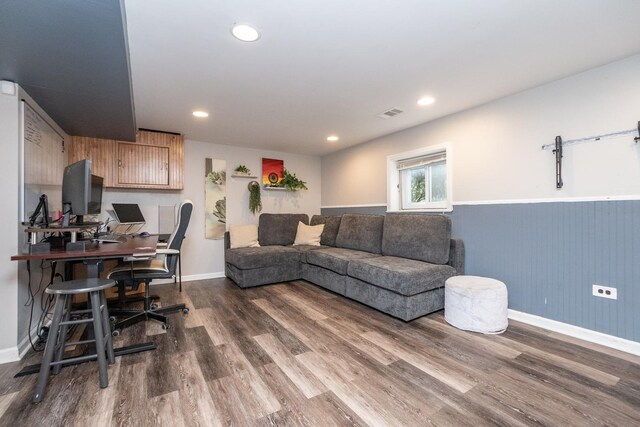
387;144;452;212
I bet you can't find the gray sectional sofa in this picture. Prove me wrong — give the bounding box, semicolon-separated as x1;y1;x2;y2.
224;213;464;321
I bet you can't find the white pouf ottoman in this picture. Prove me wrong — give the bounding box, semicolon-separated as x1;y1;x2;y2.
444;275;508;334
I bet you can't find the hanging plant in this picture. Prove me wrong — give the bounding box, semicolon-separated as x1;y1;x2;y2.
280;168;308;191
248;181;262;214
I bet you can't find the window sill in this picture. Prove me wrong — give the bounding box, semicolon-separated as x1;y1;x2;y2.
386;207;452;213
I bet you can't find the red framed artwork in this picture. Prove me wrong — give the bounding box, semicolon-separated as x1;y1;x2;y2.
262;158;284;187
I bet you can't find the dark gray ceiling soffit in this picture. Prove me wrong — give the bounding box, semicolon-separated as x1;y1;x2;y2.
0;0;136;141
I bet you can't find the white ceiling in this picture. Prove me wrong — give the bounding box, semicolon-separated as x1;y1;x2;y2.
124;0;640;156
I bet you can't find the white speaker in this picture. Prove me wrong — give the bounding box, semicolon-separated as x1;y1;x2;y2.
158;205;176;234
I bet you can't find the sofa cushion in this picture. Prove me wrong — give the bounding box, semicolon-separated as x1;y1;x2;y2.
335;214;384;254
305;247;380;275
347;256;456;296
382;214;451;264
310;215;342;247
229;224;260;249
258;214;309;246
293;222;324;246
225;246;300;269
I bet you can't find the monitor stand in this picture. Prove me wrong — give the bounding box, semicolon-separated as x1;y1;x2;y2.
61;203;71;227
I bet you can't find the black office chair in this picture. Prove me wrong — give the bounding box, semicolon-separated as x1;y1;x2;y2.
107;200;193;334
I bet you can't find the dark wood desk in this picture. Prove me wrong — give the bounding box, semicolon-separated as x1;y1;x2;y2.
12;235;158;277
11;236;159;376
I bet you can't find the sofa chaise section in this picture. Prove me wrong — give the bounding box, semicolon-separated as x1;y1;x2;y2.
224;213;309;288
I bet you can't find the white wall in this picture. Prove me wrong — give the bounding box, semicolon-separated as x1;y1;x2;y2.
0;84;20;362
102;139;322;278
322;54;640;206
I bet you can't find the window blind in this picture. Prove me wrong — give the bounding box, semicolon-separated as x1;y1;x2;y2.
396;151;446;171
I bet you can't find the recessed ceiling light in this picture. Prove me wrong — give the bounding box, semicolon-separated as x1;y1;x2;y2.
192;111;209;118
231;24;261;42
417;96;436;106
326;135;339;142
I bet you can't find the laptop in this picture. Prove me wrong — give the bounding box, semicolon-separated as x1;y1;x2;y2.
112;203;146;235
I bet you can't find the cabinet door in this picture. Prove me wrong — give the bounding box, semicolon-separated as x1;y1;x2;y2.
69;136;116;186
117;142;170;186
136;130;184;189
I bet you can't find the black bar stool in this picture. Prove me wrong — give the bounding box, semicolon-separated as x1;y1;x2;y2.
33;278;116;403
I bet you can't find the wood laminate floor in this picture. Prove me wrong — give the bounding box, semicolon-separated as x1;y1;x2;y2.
0;278;639;426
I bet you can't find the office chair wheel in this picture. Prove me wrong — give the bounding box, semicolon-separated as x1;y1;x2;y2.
150;303;159;310
112;329;121;337
182;308;189;314
110;316;116;323
161;323;169;330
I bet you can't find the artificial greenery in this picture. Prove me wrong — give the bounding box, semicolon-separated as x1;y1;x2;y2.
234;165;251;174
213;197;226;223
207;170;226;185
248;182;262;214
280;168;308;191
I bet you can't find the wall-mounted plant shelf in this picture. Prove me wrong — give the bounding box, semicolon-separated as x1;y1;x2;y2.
231;174;258;178
263;186;290;191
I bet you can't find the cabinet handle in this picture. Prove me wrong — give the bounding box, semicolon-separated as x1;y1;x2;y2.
118;160;122;168
165;162;169;171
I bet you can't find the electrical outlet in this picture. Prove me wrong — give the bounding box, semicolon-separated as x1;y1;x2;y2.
592;285;617;300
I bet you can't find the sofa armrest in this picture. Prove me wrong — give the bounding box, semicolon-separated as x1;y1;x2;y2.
224;231;231;250
448;239;465;275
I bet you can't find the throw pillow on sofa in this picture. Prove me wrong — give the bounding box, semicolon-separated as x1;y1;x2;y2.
229;224;260;248
293;222;324;246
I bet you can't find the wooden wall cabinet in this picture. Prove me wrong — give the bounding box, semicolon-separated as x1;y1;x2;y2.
68;136;116;186
69;130;184;190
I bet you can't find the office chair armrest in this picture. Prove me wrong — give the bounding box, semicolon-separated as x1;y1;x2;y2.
122;252;157;262
156;248;179;255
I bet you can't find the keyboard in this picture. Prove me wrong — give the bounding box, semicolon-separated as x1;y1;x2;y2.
94;234;128;243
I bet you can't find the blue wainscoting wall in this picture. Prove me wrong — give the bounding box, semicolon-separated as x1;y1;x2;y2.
322;200;640;342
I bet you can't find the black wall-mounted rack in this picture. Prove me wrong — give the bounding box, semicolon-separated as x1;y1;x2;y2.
543;121;640;189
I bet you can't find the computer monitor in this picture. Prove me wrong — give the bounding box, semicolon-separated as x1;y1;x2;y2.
61;159;103;226
88;175;104;215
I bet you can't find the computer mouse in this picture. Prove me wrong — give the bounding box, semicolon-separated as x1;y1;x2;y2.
140;231;150;237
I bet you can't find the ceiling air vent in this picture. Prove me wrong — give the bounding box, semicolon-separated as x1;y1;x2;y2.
376;108;404;119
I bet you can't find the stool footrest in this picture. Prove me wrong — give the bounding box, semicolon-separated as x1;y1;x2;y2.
63;338;96;347
50;353;99;366
60;317;94;326
17;343;157;377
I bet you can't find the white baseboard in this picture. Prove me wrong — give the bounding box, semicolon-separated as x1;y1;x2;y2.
0;322;42;364
508;309;640;356
150;271;226;285
17;322;47;360
0;346;20;364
